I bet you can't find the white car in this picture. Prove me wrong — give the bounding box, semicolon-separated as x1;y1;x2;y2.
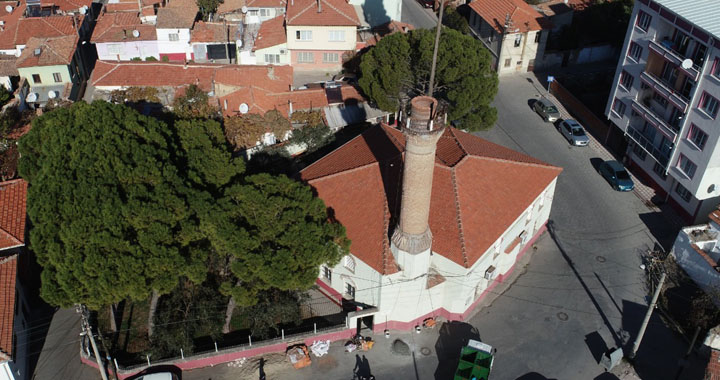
559;119;590;146
137;373;179;380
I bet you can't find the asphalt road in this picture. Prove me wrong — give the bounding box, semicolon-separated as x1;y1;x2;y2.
401;0;437;30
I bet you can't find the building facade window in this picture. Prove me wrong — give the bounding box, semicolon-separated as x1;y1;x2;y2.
296;30;312;41
328;30;345;42
675;182;692;202
632;143;647;160
322;52;339;63
612;98;626;116
259;8;269;16
687;124;708;150
264;54;280;63
514;34;522;47
504;58;511;67
620;70;634;90
322;265;332;281
107;43;122;55
297;51;314;63
699;92;719;118
636;10;651;31
653;162;667;179
628;41;643;62
168;33;179;41
712;57;720;79
32;74;41;84
343;256;355;272
677;154;697;179
534;31;541;43
52;72;62;82
344;282;355;299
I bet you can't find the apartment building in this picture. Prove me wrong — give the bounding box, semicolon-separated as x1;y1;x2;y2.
605;0;720;223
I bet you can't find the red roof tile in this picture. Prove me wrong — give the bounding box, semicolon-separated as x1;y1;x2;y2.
41;0;93;12
0;254;17;359
1;15;81;50
301;125;561;273
156;0;197;28
216;0;245;14
253;15;286;50
190;21;238;43
214;64;292;92
0;2;26;50
16;34;78;68
709;206;720;227
286;0;359;26
468;0;547;34
0;179;27;250
91;12;157;43
247;0;285;7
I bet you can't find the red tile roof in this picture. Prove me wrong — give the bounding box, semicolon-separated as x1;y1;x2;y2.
708;348;720;380
41;0;93;12
16;34;78;68
468;0;547;34
0;179;27;251
156;0;197;28
709;206;720;227
214;64;293;92
301;125;561;274
253;15;286;50
286;0;359;26
247;0;285;7
91;12;157;43
190;21;238;43
0;2;26;50
0;15;80;50
0;254;17;359
220;84;360;117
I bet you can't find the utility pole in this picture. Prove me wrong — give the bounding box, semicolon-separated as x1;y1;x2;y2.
427;0;446;96
629;272;666;360
77;305;109;380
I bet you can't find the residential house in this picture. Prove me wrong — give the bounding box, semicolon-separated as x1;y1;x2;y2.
671;206;720;298
17;35;86;107
36;0;94;16
244;0;285;24
215;0;244;22
0;55;18;90
285;0;360;72
302;96;561;331
91;11;159;61
190;21;237;62
155;0;197;61
0;179;29;380
252;15;289;65
468;0;550;74
605;0;720;223
0;13;85;57
530;0;573;37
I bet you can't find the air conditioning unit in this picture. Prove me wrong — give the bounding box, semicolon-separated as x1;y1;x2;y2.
484;266;496;280
279;49;287;54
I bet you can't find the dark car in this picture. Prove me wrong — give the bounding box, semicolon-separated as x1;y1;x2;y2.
417;0;434;8
598;160;634;191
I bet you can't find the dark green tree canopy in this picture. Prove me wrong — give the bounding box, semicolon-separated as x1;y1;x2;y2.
358;28;498;131
19;101;206;309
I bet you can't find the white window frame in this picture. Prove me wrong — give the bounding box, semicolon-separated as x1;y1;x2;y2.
343;256;355;273
297;51;314;63
344;281;355;299
168;33;179;42
514;34;522;47
322;265;332;281
322;52;338;63
264;54;280;64
259;8;269;16
328;30;345;42
296;30;312;41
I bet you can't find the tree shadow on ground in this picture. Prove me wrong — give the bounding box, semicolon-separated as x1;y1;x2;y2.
515;372;557;380
594;373;619;380
433;321;481;380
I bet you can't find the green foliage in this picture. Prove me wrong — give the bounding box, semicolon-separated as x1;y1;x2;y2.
289;110;324;127
359;28;498;131
196;0;222;20
358;32;412;112
443;7;470;35
0;86;12;107
0;143;18;181
287;123;334;155
236;289;306;339
173;84;219;120
18;101;206;309
110;87;161;104
0;106;20;137
161;55;170;62
223;110;292;150
131;57;142;61
150;278;226;357
145;56;158;61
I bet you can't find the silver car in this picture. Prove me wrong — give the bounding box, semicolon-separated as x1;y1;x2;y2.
533;97;561;122
559;119;590;146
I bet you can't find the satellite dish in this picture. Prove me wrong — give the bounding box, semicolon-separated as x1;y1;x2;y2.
79;5;87;14
239;103;249;114
709;184;716;193
26;92;38;102
681;58;693;69
47;90;57;99
4;5;12;13
132;29;140;38
241;5;248;13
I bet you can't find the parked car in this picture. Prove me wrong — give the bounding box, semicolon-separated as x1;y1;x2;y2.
417;0;434;8
533;97;561;122
598;160;634;191
559;119;590;146
136;373;179;380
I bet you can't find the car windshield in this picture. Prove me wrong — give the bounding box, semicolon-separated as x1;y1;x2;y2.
572;128;585;136
546;106;558;113
616;170;630;180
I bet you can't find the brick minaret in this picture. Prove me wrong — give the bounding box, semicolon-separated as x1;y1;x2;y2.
391;96;445;277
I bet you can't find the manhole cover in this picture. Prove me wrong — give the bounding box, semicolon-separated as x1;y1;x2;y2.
557;312;569;321
420;347;431;356
596;255;607;263
391;339;410;356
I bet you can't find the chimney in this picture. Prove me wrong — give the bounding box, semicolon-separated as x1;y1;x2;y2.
317;0;321;13
390;96;445;278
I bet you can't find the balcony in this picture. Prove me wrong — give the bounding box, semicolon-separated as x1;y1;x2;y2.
640;71;690;113
648;40;700;81
626;126;670;167
631;100;678;141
